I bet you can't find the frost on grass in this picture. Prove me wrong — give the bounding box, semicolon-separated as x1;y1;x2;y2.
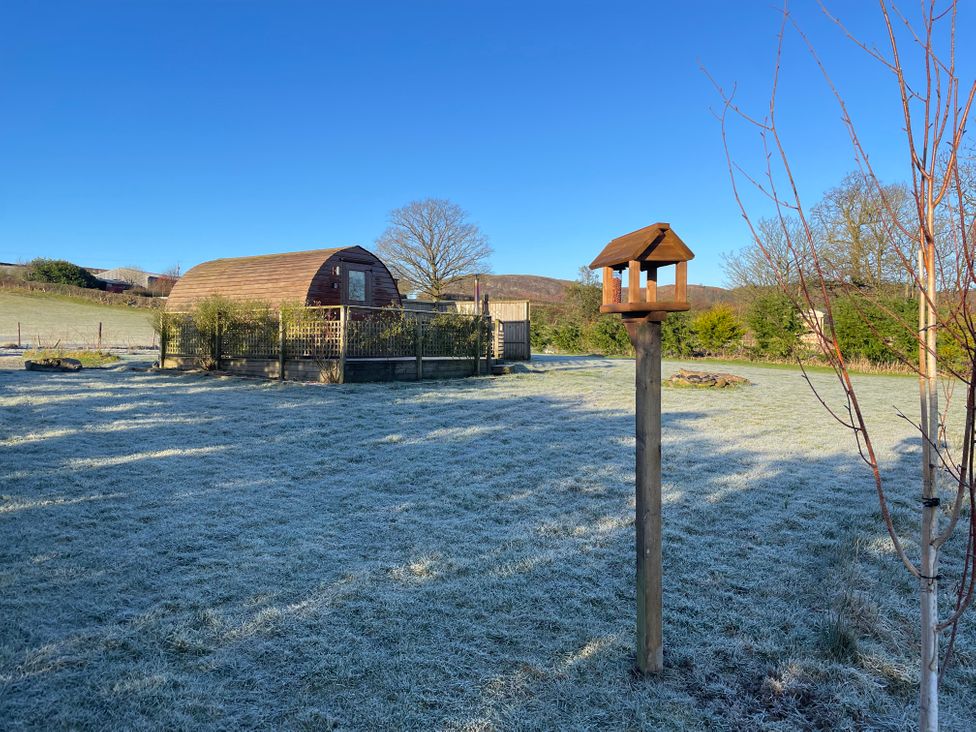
0;357;973;730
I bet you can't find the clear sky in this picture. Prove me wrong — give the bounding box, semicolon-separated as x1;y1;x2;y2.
2;1;972;286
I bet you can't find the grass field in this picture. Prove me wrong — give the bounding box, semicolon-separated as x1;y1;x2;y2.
0;292;155;348
1;357;973;730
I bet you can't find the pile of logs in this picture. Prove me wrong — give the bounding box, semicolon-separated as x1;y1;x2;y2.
665;368;750;389
24;358;83;372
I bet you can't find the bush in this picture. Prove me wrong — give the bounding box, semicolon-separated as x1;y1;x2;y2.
692;305;744;355
583;315;631;356
550;320;584;354
747;292;804;358
662;311;696;357
831;295;916;365
26;259;103;289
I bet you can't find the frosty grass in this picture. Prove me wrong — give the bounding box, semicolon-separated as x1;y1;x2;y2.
1;356;973;730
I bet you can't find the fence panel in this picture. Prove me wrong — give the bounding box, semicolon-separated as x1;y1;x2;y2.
221;312;278;359
288;308;342;359
163;305;491;363
168;314;206;357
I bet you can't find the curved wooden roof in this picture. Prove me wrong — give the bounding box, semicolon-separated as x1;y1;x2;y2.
165;246;370;310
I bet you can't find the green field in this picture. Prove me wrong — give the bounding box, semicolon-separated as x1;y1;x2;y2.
0;292;155;348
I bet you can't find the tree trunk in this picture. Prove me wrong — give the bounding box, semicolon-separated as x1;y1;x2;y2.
919;222;940;732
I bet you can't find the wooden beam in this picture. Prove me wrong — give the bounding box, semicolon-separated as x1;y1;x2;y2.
625;318;664;674
645;266;658;303
602;266;614;305
600;301;689;314
278;310;285;382
628;261;641;303
675;261;687;303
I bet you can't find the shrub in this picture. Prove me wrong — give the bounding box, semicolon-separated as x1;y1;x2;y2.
746;292;804;358
583;315;631;356
831;295;916;365
692;305;744;355
549;321;584;354
662;311;696;357
26;259;103;289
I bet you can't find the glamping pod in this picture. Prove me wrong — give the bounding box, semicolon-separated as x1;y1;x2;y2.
165;246;402;311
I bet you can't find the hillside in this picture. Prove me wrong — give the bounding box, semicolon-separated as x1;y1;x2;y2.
0;292;155;348
622;284;735;310
444;274;575;302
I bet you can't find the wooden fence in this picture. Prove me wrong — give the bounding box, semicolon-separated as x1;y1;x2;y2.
160;305;492;383
412;299;531;360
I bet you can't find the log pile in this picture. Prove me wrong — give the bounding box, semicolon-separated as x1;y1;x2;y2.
24;358;83;372
665;368;750;389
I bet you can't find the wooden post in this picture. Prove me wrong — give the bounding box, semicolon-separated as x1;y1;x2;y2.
415;319;423;380
628;261;641;303
337;306;347;384
625;315;664;674
214;311;221;370
17;322;21;348
278;310;286;382
159;316;168;368
474;316;482;376
485;316;493;373
97;321;103;350
645;266;658;303
602;267;614;304
675;261;687;303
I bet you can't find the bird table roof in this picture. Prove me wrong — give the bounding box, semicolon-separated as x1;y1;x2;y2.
589;223;695;270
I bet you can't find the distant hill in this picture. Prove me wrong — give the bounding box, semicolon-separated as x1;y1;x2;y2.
443;274;575;302
440;273;733;308
621;284;735;310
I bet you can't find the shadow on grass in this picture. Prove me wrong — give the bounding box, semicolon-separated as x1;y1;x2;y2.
0;358;968;730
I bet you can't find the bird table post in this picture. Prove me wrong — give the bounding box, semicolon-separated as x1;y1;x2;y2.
589;222;694;675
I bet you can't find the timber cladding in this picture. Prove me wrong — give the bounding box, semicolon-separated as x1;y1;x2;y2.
165;246;402;311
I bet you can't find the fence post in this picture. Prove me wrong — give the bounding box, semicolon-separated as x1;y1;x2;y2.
17;322;21;348
97;321;103;350
474;316;482;376
415;319;423;380
214;311;222;370
485;316;493;374
159;316;168;368
278;309;286;382
338;306;347;384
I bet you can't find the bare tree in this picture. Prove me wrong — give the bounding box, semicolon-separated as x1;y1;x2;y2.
710;3;975;730
813;172;915;289
375;199;492;299
722;215;808;290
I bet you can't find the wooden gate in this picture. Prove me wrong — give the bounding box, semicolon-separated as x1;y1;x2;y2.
495;320;530;360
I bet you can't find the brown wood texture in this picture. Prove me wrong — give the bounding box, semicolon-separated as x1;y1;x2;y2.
600;301;689;314
627;318;664;674
645;266;657;303
589;223;695;270
628;261;641;304
166;246;402;311
674;261;687;303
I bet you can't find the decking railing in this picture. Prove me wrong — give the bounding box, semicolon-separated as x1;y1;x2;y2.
160;305;492;382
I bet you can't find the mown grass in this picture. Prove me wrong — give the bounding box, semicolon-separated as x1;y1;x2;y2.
0;356;971;730
23;349;121;367
0;292;155;348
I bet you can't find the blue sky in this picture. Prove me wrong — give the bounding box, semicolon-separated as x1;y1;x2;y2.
2;1;972;287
